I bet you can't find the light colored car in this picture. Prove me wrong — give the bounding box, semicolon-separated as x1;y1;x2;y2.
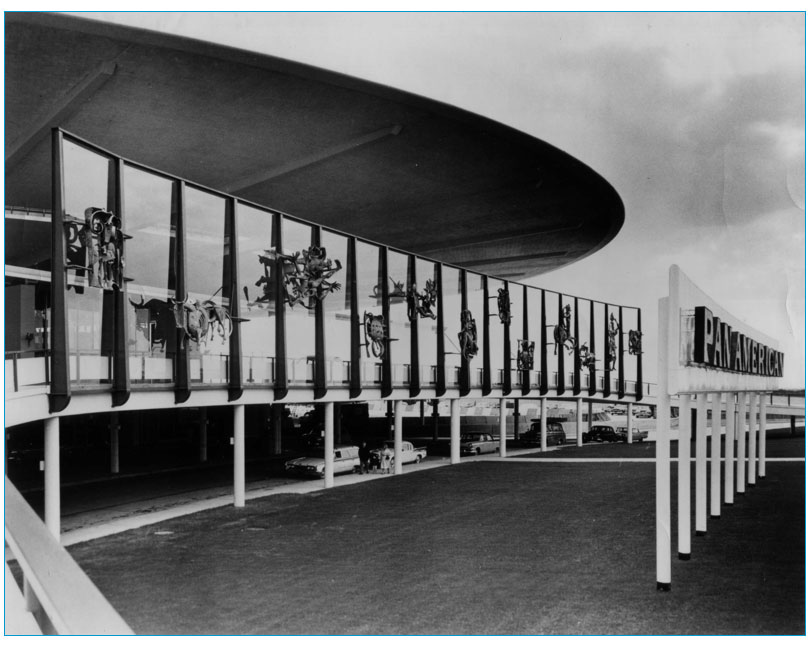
371;440;427;465
284;445;360;478
616;426;649;442
460;432;498;455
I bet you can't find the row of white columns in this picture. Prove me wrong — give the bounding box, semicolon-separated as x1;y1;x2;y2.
658;391;768;589
38;395;640;538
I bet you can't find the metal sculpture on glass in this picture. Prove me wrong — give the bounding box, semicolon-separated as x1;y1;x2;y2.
362;311;388;358
628;329;643;355
496;287;511;325
65;207;130;290
407;279;438;321
264;245;342;309
607;313;620;370
553;304;576;355
458;309;478;361
372;276;407;301
578;342;597;371
517;340;535;370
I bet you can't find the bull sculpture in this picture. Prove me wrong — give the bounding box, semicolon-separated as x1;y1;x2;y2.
129;294;233;351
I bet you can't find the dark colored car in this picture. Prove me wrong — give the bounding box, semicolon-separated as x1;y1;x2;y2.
582;425;620;443
520;421;566;446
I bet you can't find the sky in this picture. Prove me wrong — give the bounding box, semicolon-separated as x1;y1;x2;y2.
71;10;806;388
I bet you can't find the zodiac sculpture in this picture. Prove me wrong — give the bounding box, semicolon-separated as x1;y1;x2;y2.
517;340;535;370
497;287;511;325
407;279;438;321
363;311;388;358
607;314;620;370
553;304;576;355
65;207;129;291
628;329;643;356
458;309;479;361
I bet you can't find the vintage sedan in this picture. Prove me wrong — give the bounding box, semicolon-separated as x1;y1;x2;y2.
520;421;566;447
582;425;621;443
460;432;498;455
284;445;360;478
616;426;649;442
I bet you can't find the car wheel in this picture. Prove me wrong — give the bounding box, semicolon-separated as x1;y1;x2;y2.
415;455;421;463
475;447;481;455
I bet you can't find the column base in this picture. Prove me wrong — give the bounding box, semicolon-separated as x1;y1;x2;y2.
723;501;734;506
678;552;691;561
695;530;706;537
710;514;720;519
656;582;672;592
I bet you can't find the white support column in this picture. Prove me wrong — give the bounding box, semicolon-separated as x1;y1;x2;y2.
271;404;283;455
655;297;672;590
540;397;547;452
710;393;722;519
758;394;767;479
695;393;707;536
677;394;692;560
394;400;403;475
44;416;60;539
626;402;634;444
109;412;120;474
324;402;335;487
736;393;746;495
233;404;245;507
724;393;736;506
747;392;758;487
576;398;583;447
499;398;507;457
450;399;460;464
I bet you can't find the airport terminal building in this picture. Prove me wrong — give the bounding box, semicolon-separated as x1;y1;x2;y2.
5;13;650;531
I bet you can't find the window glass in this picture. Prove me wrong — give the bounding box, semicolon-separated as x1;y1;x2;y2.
525;286;542;388
356;241;382;386
237;204;276;385
414;258;438;389
123;165;177;384
386;250;411;386
283;218;316;385
63;139;115;387
185;187;229;385
509;284;524;387
441;266;462;387
488;278;505;387
320;230;350;386
466;272;485;388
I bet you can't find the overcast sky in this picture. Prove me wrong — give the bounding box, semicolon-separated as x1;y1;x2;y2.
74;11;805;388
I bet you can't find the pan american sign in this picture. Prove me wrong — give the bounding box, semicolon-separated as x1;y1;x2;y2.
693;306;785;377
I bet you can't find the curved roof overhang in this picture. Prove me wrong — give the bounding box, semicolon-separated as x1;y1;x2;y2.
5;12;623;280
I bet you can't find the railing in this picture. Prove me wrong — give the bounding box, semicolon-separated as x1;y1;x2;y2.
244;355;275;385
4;477;134;635
5;350;50;393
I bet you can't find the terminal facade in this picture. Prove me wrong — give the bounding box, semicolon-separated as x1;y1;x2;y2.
6;13;649;533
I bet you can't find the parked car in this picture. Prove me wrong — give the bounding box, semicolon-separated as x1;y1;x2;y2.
634;410;654;418
460;432;498;455
616;426;649;442
520;421;566;447
582;425;621;443
284;445;360;478
370;441;427;465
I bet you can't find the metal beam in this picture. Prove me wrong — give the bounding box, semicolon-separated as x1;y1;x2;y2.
223;124;403;193
6;62;117;169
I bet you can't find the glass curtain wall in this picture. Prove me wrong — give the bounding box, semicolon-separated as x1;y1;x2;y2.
355;241;383;386
442;266;462;387
320;230;351;386
282;218;316;385
236;204;276;386
577;298;593;390
184;187;229;385
123;165;177;384
415;258;438;389
560;293;576;389
466;272;485;388
63;140;115;387
544;291;560;388
387;250;411;387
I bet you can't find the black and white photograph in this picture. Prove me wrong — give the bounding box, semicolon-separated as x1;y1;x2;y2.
3;9;805;638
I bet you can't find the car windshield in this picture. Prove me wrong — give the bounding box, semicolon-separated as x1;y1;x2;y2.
461;434;481;441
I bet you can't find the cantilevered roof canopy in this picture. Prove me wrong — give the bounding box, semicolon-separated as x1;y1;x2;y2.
5;12;623;280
